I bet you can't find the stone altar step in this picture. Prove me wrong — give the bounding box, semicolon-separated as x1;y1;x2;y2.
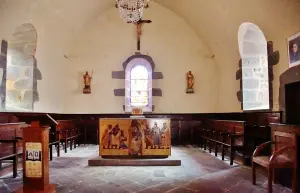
88;157;181;166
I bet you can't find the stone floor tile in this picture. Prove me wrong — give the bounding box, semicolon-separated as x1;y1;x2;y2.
108;178;134;186
167;187;196;193
112;188;131;193
5;182;22;192
126;174;150;182
152;182;179;192
0;145;294;193
225;180;264;193
260;182;292;193
281;189;293;193
153;169;166;177
138;177;164;187
172;174;200;182
136;187;162;193
93;182;121;193
166;178;190;186
75;186;103;193
183;179;223;193
120;182;147;192
0;186;10;193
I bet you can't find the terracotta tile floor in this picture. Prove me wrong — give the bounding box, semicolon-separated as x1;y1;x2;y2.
0;145;292;193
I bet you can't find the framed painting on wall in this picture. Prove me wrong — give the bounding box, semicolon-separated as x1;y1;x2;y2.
288;32;300;68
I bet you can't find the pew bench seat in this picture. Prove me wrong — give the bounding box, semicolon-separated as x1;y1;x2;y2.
0;138;22;178
199;120;246;165
56;120;81;153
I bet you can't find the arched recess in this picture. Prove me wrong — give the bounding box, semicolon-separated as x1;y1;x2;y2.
125;57;153;113
238;22;270;111
6;23;41;111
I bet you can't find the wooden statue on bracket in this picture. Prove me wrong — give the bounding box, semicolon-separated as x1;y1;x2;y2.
83;71;93;94
186;71;194;93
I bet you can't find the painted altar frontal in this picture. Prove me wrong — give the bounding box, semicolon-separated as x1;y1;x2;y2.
99;118;171;157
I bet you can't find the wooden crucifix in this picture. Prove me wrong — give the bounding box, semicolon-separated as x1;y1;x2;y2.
135;19;152;51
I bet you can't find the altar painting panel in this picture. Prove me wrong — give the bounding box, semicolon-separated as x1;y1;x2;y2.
99;119;171;156
142;119;171;155
99;119;130;156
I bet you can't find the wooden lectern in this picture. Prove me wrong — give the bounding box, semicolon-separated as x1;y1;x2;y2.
15;122;56;193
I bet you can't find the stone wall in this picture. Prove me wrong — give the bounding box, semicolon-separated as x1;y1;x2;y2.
5;23;40;111
0;40;7;110
242;56;269;110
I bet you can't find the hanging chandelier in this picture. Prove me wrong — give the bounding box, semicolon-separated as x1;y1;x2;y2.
115;0;150;24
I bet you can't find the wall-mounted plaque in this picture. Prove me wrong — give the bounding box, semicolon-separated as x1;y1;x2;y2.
25;142;42;178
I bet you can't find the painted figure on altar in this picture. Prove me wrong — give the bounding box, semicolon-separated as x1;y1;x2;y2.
83;71;93;94
110;125;121;149
119;130;128;149
129;120;143;155
152;122;161;148
144;123;153;149
186;71;194;93
101;124;113;149
161;122;170;148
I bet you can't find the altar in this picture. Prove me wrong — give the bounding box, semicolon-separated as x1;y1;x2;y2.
99;118;171;157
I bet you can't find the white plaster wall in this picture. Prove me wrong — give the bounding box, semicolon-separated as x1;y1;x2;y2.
62;3;218;114
2;0;296;114
158;0;300;112
0;1;69;112
0;0;114;113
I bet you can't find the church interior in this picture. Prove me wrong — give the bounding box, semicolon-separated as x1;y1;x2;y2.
0;0;300;192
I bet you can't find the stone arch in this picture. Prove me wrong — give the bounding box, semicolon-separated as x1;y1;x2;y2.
238;22;270;111
6;23;41;111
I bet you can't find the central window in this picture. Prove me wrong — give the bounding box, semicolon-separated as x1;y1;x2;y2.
130;65;149;107
125;57;152;112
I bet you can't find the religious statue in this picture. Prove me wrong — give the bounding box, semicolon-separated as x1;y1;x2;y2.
186;71;194;93
83;71;93;94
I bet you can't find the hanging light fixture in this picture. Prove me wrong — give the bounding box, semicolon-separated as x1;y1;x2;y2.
115;0;150;24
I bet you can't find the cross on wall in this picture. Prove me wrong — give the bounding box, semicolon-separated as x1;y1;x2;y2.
135;19;152;51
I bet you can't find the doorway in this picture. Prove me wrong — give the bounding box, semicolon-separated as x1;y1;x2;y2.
285;81;300;124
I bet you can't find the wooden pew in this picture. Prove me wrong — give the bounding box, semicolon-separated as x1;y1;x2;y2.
0;122;27;178
56;120;81;153
200;119;246;165
0;122;26;155
0;138;21;178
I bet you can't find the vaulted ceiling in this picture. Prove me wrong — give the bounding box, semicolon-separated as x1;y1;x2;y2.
1;0;299;68
156;0;300;64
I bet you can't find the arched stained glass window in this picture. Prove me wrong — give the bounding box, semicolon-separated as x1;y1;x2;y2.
130;65;149;106
125;58;152;112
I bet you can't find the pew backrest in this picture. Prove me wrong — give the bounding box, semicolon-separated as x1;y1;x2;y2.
0;122;27;155
56;120;78;140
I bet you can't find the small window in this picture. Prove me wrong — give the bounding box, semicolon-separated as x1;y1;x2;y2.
130;65;149;107
125;58;152;112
